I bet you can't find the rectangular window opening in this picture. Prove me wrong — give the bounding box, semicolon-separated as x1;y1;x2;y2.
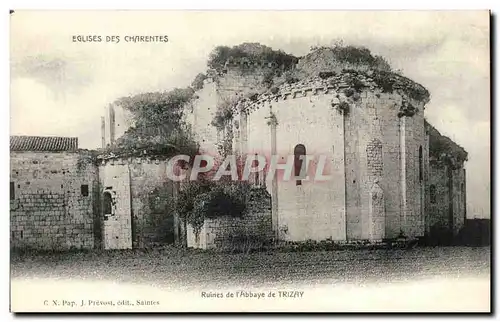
10;182;15;200
81;184;89;197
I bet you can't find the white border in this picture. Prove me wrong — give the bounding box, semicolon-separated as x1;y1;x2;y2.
1;1;497;321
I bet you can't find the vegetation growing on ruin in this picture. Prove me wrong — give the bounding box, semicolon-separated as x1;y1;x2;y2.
308;43;392;72
147;184;175;215
216;131;234;157
209;42;429;111
202;183;248;218
261;69;275;89
211;94;242;156
335;101;350;115
211;97;236;130
76;149;99;171
176;180;210;236
206;42;431;129
305;45;429;102
176;180;250;236
106;41;432;163
370;70;430;102
207;42;299;73
212;97;236;157
283;70;300;84
207;43;299;94
266;111;278;126
321;68;429;104
102;88;200;159
191;73;207;91
426;120;468;168
220;222;273;254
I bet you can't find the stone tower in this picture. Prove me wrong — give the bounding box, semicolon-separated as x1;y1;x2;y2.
185;45;467;243
226;48;431;242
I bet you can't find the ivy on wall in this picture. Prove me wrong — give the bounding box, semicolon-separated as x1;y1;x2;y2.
308;43;392;71
207;42;299;74
99;41;430;164
176;180;250;237
334;69;430;104
427;120;468;168
205;42;430;125
76;149;99;172
101;88;200;160
191;73;207;91
211;98;235;130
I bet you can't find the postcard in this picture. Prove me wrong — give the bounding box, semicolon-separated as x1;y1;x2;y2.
9;10;491;312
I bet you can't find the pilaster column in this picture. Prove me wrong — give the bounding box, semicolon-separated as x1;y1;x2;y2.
399;115;407;234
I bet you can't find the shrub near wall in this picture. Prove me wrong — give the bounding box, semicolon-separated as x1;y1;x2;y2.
177;181;273;252
208;187;273;253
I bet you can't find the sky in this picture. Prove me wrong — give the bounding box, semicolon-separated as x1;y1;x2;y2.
9;10;490;218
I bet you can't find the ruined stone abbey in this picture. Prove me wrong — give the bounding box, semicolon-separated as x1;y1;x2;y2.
10;44;468;250
185;49;468;246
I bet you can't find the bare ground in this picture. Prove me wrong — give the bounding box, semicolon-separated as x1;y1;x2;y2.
10;246;490;290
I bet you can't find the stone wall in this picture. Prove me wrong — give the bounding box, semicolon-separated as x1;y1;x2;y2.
102;103;134;148
11;152;179;251
427;163;450;244
99;158;178;249
187;187;273;250
185;79;219;155
371;92;403;239
424;122;467;244
233;84;427;242
452;168;467;235
426;161;466;244
186;61;460;245
232;90;347;242
344;91;426;240
277;95;345;241
98;162;133;249
128;160;177;248
423;126;431;237
10;151;98;250
217;63;279;102
401;105;427;238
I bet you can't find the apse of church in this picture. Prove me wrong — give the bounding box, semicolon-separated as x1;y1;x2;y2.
185;48;467;244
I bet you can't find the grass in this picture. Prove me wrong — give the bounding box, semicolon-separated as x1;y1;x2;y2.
10;246;490;290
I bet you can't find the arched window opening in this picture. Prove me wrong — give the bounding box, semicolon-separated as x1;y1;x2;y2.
419;146;423;182
253;153;260;186
294;144;306;186
430;184;437;204
103;191;113;216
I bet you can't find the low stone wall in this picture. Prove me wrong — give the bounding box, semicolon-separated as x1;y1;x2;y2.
188;187;273;250
98;158;179;249
210;187;272;250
